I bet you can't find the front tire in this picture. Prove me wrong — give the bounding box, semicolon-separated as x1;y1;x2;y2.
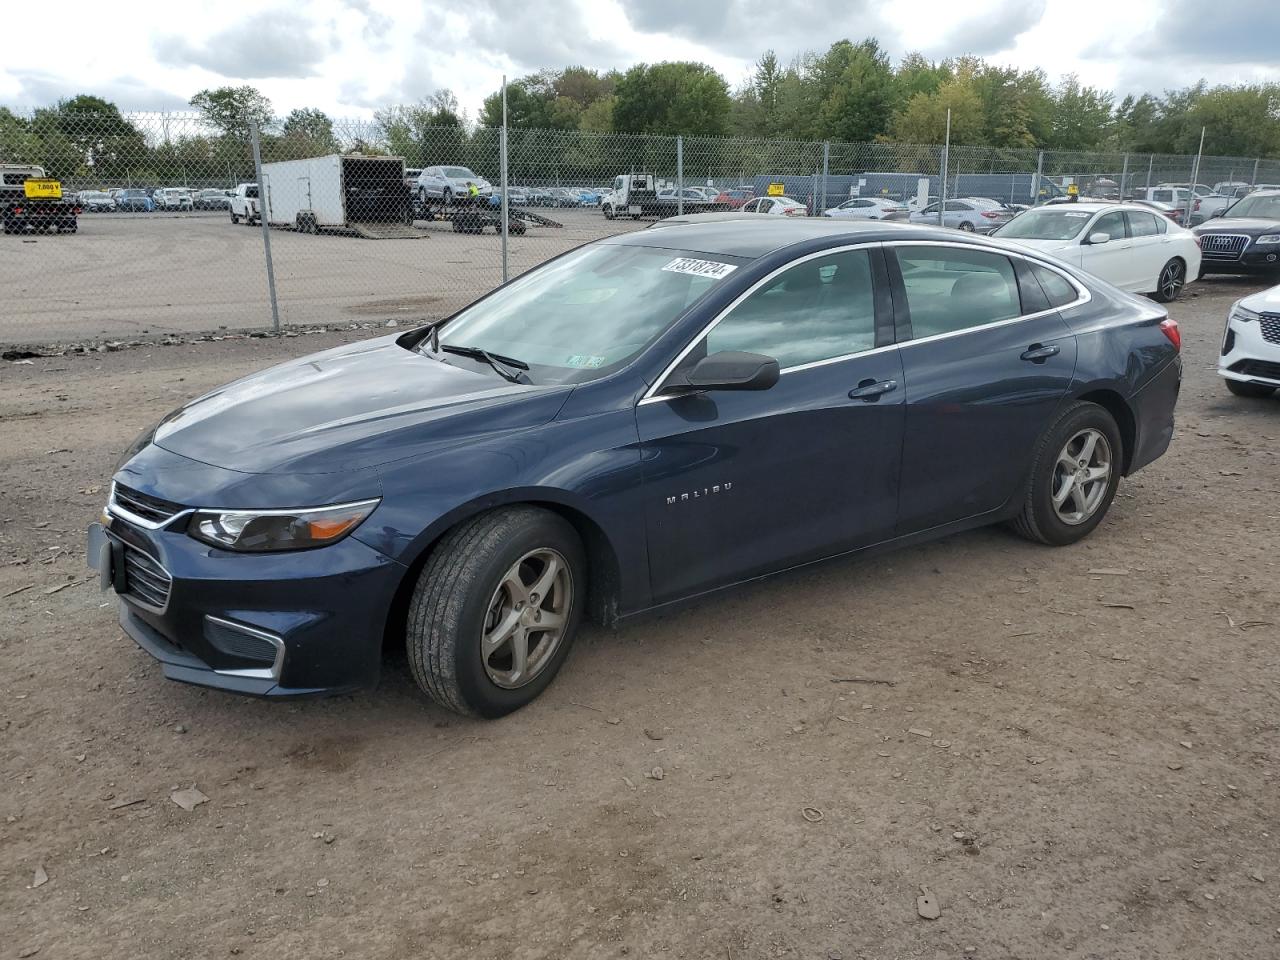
1225;379;1276;398
1151;258;1186;302
1010;402;1123;546
407;507;585;718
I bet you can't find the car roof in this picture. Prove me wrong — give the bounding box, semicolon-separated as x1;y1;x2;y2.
617;216;949;258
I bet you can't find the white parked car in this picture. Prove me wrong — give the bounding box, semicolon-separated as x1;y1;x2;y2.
415;166;493;204
822;197;910;221
993;202;1201;302
740;196;807;216
1219;283;1280;398
154;187;193;211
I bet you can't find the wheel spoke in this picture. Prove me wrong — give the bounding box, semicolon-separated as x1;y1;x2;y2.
1053;474;1075;507
501;569;530;605
1078;430;1098;464
1083;464;1110;483
483;608;522;655
528;555;560;605
1057;453;1078;474
1068;484;1088;517
509;628;529;680
532;611;566;632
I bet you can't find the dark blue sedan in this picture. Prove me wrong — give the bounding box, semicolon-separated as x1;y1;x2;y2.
88;219;1182;716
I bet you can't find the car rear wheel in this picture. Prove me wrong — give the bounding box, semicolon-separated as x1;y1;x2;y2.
1010;402;1123;546
1151;258;1186;302
406;507;585;718
958;220;975;232
1225;379;1276;398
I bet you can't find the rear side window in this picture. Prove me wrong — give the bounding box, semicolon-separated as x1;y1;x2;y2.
895;246;1021;338
1126;211;1160;237
1030;264;1080;308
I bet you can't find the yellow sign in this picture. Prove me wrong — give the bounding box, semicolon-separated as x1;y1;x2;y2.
24;179;62;199
1066;183;1079;196
766;182;785;196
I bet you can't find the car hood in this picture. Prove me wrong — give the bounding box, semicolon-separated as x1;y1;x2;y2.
152;335;572;475
1195;218;1280;234
1242;283;1280;312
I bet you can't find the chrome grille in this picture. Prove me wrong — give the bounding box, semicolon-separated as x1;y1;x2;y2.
112;483;185;527
123;546;172;609
1261;313;1280;346
1199;233;1249;261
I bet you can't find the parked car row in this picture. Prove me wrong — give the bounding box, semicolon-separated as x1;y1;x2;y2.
72;186;235;212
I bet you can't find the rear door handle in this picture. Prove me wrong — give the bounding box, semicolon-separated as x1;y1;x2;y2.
848;378;898;401
1020;343;1061;363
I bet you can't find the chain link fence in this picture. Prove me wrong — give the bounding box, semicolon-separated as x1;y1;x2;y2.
4;110;1280;346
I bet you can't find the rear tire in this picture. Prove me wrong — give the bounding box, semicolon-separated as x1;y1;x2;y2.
1151;258;1186;303
1010;401;1123;546
958;220;976;232
407;507;585;718
1225;379;1276;398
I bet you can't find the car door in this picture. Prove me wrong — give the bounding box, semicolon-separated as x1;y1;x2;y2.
888;243;1079;534
944;200;972;228
1123;210;1165;293
636;246;905;603
1077;210;1133;289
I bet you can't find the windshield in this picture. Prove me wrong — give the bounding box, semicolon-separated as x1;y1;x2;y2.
1223;193;1280;220
442;167;475;179
424;243;740;385
994;208;1093;241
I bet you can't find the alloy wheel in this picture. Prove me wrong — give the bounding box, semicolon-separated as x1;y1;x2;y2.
1052;428;1113;525
1160;261;1184;300
481;548;573;689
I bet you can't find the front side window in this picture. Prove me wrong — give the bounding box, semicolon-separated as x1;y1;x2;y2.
896;246;1021;338
1091;211;1126;241
699;250;877;369
432;244;737;385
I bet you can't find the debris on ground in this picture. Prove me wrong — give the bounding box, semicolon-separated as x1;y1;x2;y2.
916;888;941;919
170;786;210;811
801;807;824;822
908;727;933;738
32;865;48;888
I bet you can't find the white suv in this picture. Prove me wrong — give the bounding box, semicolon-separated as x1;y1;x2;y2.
1219;283;1280;398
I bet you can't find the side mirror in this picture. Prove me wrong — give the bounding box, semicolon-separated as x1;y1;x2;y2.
1087;231;1111;244
683;351;780;392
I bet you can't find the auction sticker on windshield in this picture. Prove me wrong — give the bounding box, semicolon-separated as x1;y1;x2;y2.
662;257;738;280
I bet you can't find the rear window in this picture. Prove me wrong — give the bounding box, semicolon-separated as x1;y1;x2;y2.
1031;264;1080;308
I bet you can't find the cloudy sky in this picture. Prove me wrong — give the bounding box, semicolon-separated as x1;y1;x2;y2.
3;0;1277;117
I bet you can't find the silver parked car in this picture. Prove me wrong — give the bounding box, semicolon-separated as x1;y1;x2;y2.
822;197;910;221
909;197;1012;233
415;166;493;204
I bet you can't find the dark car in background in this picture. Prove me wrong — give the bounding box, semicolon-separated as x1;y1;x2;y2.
116;188;154;212
1193;189;1280;276
193;189;231;210
88;219;1181;718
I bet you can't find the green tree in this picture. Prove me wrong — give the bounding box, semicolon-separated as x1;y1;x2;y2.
1048;75;1114;150
189;85;274;138
810;39;896;142
375;91;465;166
276;108;339;157
891;72;985;144
894;53;951;109
611;62;731;136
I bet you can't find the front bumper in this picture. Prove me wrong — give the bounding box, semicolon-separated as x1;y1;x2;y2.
87;512;406;697
1219;313;1280;387
1199;244;1280;273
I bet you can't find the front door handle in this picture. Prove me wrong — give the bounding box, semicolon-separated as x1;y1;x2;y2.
848;378;898;401
1021;343;1061;363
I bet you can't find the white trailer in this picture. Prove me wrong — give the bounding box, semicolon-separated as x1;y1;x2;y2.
260;154;419;238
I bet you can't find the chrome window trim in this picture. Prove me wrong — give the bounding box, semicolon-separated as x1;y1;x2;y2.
638;237;1092;407
108;481;194;531
639;241;884;405
206;615;286;681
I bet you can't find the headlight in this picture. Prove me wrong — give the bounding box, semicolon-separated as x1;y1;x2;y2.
1230;301;1260;324
1255;234;1280;244
188;499;380;552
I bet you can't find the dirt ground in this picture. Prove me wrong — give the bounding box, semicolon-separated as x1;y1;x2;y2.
0;210;644;345
2;275;1279;960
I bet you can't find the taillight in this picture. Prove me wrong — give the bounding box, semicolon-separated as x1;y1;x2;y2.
981;210;1001;218
1159;318;1181;351
13;205;22;215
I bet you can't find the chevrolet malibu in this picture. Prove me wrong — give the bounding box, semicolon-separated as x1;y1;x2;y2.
88;220;1182;717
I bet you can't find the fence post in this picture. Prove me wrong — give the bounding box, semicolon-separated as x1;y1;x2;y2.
938;109;950;226
1033;150;1044;204
1252;157;1260;185
500;75;509;284
1188;126;1205;225
249;120;280;335
821;141;830;215
1146;155;1153;190
676;135;683;216
1120;153;1129;200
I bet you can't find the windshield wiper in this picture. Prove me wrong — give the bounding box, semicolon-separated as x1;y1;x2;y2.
441;344;530;384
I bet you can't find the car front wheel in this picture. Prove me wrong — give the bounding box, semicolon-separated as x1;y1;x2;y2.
1011;402;1123;546
407;507;585;717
